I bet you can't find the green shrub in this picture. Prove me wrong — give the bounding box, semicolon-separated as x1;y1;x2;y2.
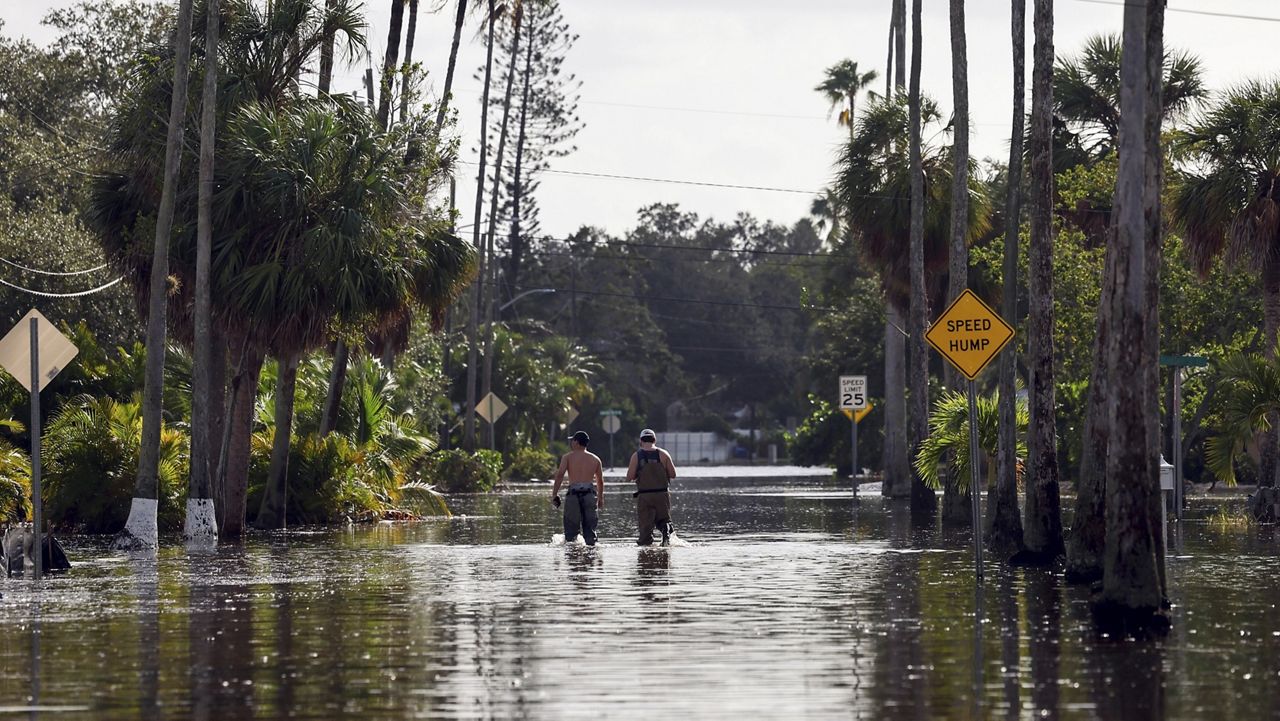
425;449;503;493
42;395;186;533
503;446;557;482
0;429;30;523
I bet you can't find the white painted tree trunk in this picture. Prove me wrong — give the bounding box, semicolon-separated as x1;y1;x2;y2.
184;497;218;547
116;498;159;550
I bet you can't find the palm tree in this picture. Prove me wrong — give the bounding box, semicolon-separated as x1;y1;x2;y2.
835;96;991;513
815;59;880;147
186;0;222;546
835;96;991;313
815;57;897;496
990;0;1027;558
1022;0;1064;562
906;0;933;519
115;0;196;550
1054;33;1204;162
1096;0;1167;631
1203;348;1280;518
1171;78;1280;519
915;389;1027;494
91;0;473;534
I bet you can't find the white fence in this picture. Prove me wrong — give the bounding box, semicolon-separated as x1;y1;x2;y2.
654;432;734;464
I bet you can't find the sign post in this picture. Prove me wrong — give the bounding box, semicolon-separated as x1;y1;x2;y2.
925;290;1015;581
0;309;80;582
1159;355;1208;521
600;410;621;468
839;376;868;503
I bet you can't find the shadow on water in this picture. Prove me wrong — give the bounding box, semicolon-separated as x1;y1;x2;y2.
0;480;1277;719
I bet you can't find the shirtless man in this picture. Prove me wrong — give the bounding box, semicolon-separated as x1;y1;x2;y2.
551;431;605;546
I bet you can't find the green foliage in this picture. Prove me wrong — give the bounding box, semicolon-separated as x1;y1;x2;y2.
913;389;1027;493
1203;348;1280;486
503;446;557;482
424;449;503;493
787;395;879;476
42;395;186;533
0;421;30;523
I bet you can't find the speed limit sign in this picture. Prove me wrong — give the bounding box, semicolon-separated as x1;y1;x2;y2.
839;376;867;410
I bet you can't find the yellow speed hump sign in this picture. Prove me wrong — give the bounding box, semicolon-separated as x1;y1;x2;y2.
925;289;1014;380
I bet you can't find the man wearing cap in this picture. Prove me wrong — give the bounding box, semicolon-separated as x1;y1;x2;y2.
626;429;678;546
552;431;605;546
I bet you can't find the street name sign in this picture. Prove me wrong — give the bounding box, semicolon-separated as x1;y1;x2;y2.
839;375;868;410
925;289;1014;380
475;392;508;424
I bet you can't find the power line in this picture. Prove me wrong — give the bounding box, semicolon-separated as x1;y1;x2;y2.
1;258;109;276
0;276;123;298
1073;0;1280;23
494;282;834;313
456;160;816;195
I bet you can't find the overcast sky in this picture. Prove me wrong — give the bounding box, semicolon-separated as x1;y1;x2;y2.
3;1;1277;239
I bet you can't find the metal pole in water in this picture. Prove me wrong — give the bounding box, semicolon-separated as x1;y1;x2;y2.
851;413;859;505
1172;367;1183;521
967;379;982;580
30;316;42;582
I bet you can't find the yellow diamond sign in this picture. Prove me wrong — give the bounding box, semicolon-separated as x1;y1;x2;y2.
841;403;873;424
925;289;1014;381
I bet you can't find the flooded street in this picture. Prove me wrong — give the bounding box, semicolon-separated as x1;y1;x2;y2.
2;477;1279;719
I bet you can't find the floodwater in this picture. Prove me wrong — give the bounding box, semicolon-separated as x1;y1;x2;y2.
1;477;1279;720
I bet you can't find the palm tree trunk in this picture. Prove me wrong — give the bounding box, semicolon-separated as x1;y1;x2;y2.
480;4;523;450
435;0;469;132
117;0;196;550
1022;0;1064;561
1097;0;1165;631
1260;257;1280;504
256;353;300;530
894;0;907;91
186;0;221;546
377;0;406;130
882;0;909;499
907;0;935;520
318;0;335;94
220;348;265;538
319;342;348;436
941;0;972;527
1142;3;1168;599
1066;228;1116;582
989;0;1026;558
884;306;910;497
885;9;895;99
505;7;537;313
464;0;497;450
207;327;227;510
398;0;419;125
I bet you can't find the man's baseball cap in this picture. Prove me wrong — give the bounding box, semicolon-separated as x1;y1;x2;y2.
570;430;590;446
639;428;657;441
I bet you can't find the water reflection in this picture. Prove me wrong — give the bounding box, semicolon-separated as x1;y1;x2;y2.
0;484;1275;719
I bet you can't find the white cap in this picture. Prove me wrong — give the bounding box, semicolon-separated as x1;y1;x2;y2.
639;428;656;441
